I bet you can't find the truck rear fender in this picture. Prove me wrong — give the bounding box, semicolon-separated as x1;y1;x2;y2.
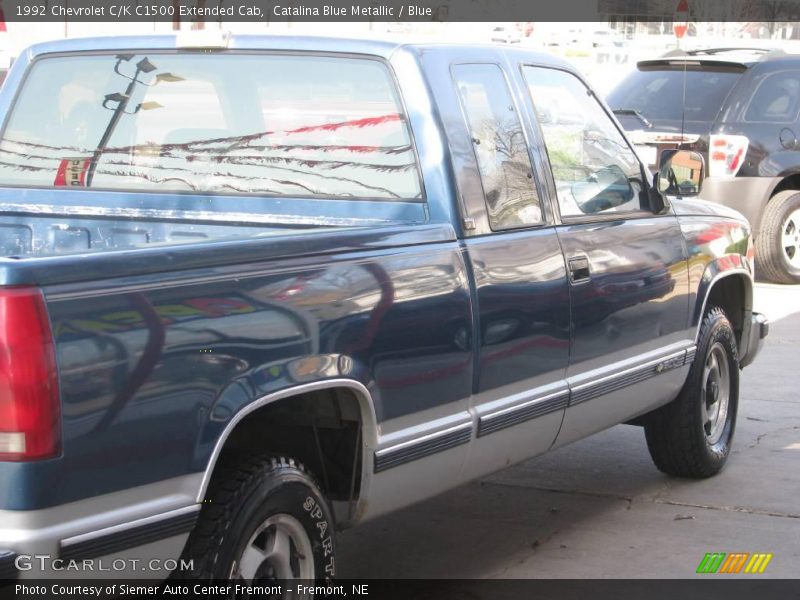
195;377;378;528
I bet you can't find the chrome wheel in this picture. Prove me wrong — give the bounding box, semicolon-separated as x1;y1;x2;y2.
232;513;314;582
781;208;800;268
702;342;730;445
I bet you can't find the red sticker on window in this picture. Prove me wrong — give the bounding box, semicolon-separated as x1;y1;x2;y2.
54;158;91;187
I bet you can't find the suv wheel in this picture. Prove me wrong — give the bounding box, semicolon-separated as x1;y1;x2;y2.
644;307;739;478
756;190;800;284
179;456;336;584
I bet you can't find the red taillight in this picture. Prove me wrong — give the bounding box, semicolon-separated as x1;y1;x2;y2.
708;134;749;177
0;287;61;461
729;147;745;172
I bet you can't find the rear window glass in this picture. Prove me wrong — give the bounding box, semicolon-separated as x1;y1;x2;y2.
0;53;422;200
607;67;741;124
745;71;800;122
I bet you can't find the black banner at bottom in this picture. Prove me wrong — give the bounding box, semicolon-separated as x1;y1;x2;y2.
2;579;800;600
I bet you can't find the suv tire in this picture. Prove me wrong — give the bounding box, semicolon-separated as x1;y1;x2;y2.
644;307;739;478
179;456;336;583
756;190;800;284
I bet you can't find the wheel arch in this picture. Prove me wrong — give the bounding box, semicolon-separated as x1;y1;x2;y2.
693;267;753;353
750;174;800;235
195;379;379;528
768;173;800;205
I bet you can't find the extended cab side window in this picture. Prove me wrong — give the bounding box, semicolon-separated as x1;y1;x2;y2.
452;64;543;230
522;66;646;218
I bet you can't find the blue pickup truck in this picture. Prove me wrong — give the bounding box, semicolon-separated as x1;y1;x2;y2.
0;34;767;583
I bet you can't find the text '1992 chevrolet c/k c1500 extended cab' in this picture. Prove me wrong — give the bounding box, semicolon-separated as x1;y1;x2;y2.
0;33;767;584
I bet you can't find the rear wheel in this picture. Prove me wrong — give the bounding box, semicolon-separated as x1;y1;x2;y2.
755;190;800;284
644;307;739;478
179;456;336;587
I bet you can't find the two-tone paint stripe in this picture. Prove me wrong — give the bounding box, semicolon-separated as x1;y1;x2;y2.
685;346;697;365
373;345;696;473
373;424;472;473
477;390;569;437
697;552;773;574
570;349;692;407
59;506;199;562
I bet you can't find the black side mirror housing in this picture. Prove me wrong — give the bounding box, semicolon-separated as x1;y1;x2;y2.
649;173;670;214
658;149;705;198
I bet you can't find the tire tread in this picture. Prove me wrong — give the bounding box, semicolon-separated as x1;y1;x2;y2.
755;190;800;284
177;455;320;579
644;307;739;478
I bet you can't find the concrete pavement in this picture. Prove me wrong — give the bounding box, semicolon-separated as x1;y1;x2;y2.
337;283;800;578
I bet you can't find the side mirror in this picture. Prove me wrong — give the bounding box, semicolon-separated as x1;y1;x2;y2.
657;149;705;197
648;173;670;214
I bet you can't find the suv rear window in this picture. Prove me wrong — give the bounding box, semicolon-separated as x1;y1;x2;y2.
607;67;742;123
0;53;422;200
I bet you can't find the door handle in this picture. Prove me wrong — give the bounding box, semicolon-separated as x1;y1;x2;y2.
568;256;591;283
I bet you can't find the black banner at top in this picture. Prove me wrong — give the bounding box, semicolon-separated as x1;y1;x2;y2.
3;0;800;23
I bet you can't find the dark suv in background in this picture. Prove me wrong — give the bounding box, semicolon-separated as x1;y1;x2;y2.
609;48;800;284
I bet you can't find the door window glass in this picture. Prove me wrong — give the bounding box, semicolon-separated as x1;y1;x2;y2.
523;66;645;217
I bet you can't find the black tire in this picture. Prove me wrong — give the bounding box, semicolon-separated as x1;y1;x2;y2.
644;307;739;478
179;456;336;584
755;190;800;284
